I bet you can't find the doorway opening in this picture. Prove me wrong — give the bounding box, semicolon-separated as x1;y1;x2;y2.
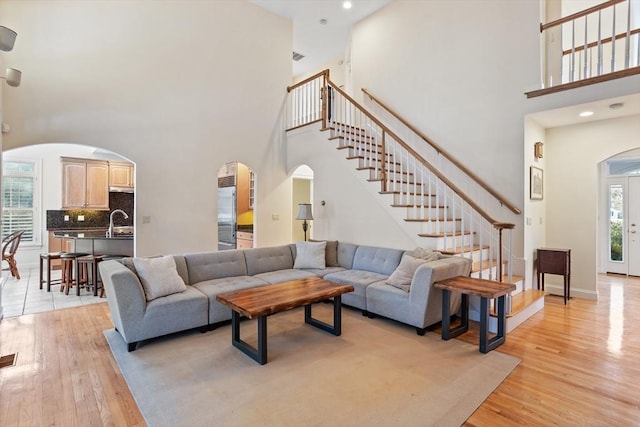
601;151;640;276
217;161;254;250
291;165;314;242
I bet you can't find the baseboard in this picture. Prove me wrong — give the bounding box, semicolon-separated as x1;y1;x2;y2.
543;284;598;300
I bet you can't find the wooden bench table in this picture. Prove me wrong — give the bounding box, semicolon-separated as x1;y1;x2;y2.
434;276;516;353
216;277;354;365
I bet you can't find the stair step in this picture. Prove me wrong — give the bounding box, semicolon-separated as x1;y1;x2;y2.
391;204;446;208
405;218;461;223
418;231;473;237
347;156;401;166
490;289;546;318
440;244;488;255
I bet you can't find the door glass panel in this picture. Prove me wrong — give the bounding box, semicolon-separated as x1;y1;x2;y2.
609;184;623;262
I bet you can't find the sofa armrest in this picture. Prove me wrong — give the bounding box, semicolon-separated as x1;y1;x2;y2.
99;260;147;344
408;256;473;326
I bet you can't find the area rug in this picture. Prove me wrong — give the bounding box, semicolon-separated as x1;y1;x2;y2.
105;305;519;427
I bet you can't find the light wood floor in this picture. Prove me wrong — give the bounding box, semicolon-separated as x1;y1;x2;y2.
1;274;638;426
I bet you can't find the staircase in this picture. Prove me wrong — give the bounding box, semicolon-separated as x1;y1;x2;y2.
286;70;544;331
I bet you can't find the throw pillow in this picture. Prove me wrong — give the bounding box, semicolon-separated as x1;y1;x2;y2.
310;239;339;267
293;240;327;269
133;255;188;301
412;247;443;262
386;254;427;292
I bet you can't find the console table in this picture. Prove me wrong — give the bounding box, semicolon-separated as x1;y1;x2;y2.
434;276;515;353
537;248;571;304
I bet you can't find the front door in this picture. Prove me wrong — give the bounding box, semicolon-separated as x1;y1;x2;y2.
606;176;640;276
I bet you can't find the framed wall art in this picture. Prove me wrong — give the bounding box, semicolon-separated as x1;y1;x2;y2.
530;166;543;200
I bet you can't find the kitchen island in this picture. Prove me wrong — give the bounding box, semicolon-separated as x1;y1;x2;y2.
53;230;133;257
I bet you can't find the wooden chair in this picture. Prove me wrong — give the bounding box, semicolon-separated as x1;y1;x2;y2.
2;230;25;280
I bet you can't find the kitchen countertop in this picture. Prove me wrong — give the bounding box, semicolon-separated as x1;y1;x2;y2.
53;230;133;240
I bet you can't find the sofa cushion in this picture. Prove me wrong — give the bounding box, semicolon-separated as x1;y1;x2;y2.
133;255;188;301
293;241;326;269
192;276;270;324
121;255;189;286
253;268;316;284
336;242;358;269
185;250;247;284
244;246;294;276
310;239;339;267
386;254;427;292
352;245;405;276
324;269;389;310
301;266;346;277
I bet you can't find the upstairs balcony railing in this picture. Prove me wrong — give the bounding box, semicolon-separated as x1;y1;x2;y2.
534;0;640;97
286;70;517;285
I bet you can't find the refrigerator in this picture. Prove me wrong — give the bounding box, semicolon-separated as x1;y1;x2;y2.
217;186;236;250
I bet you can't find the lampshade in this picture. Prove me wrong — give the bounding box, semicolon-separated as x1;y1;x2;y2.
296;203;314;221
4;68;21;87
0;26;17;52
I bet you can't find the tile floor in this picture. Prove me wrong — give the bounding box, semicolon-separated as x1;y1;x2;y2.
1;266;104;318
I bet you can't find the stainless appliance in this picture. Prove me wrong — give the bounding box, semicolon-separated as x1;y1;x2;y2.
217;174;237;250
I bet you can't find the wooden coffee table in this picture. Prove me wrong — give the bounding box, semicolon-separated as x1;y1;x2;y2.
216;277;354;365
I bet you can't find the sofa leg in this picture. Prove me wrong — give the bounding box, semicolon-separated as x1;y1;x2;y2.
416;327;427;336
367;312;376;319
362;310;368;317
127;342;137;352
199;326;208;333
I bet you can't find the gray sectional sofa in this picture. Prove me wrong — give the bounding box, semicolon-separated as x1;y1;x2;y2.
99;242;472;351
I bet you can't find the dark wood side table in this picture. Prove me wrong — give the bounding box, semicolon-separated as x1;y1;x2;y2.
434;276;516;354
537;248;571;304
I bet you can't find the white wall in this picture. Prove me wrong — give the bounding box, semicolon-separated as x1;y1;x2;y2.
287;123;423;250
523;118;547;290
545;115;640;298
0;1;293;256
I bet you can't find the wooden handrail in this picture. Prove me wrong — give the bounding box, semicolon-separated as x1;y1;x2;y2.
562;28;640;55
540;0;625;32
361;88;522;215
329;80;510;227
287;69;329;93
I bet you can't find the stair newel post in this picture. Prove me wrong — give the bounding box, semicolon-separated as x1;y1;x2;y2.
321;71;328;130
381;131;387;192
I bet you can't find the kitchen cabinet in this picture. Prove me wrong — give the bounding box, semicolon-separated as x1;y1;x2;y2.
237;231;253;249
61;157;109;209
109;161;134;189
237;163;252;214
48;231;74;268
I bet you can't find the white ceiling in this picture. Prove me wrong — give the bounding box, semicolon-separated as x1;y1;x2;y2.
251;0;391;77
529;93;640;128
251;0;638;128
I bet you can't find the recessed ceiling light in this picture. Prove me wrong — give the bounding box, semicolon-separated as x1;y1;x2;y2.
319;18;328;25
343;1;352;9
609;102;624;110
579;111;594;117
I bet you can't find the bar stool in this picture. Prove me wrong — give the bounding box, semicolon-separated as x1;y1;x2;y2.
77;255;106;297
60;252;90;296
39;252;65;292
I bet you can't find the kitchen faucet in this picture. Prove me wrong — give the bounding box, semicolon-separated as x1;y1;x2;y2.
107;209;129;238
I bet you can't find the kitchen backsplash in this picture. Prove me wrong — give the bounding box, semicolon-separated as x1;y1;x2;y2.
47;192;134;230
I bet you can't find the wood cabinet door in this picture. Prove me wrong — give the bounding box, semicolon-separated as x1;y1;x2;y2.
86;162;109;209
109;163;133;188
62;160;87;208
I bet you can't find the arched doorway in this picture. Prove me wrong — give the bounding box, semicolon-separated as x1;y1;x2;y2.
291;165;314;242
2;143;135;269
217;161;254;250
600;149;640;276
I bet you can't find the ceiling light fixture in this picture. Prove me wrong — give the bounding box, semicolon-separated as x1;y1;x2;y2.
0;68;21;87
319;18;328;25
343;1;353;9
579;111;594;117
0;25;17;51
609;102;624;110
